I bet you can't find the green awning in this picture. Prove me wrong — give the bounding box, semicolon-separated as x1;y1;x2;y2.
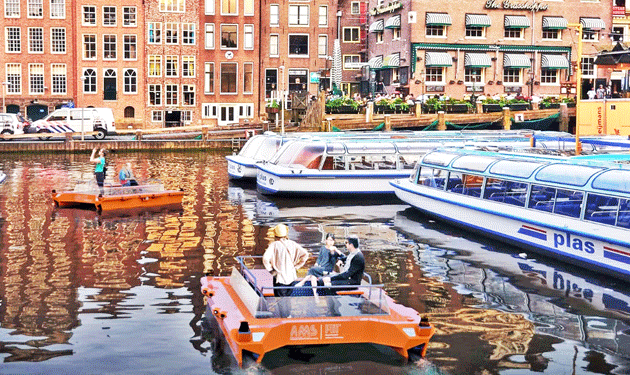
368;55;383;69
385;15;401;29
369;19;384;33
383;53;400;68
504;15;530;29
466;14;491;27
465;53;492;68
581;17;605;30
426;13;452;26
541;54;569;69
542;16;567;30
503;53;531;68
425;52;453;67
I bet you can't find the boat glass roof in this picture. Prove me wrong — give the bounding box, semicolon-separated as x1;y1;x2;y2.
346;142;396;154
326;142;346;154
422;152;460;167
535;164;603;187
489;159;546;178
238;135;267;158
253;137;284;160
270;141;308;165
592;169;630;194
396;142;439;154
451;155;498;172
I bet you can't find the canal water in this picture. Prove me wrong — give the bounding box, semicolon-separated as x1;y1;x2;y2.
0;150;629;375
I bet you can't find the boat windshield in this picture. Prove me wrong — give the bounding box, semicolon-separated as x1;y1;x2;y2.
422;152;459;167
272;141;326;169
592;169;630;194
326;142;345;154
451;155;498;172
238;135;267;158
252;137;284;161
490;159;546;178
536;164;603;187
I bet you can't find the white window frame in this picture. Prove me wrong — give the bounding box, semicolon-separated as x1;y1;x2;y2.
103;34;116;60
123;34;137;60
204;62;214;94
319;6;328;27
5;0;20;17
220;24;238;50
343;55;360;70
165;55;179;78
82;5;96;25
288;34;309;58
542;28;561;41
5;27;21;53
205;24;215;49
425;67;445;84
351;2;360;15
540;68;559;86
28;63;45;95
148;84;162;106
182;56;195;77
51;63;67;95
123;6;137;27
343;27;360;43
270;34;279;57
244;0;254;16
244;24;254;50
205;0;215;15
220;62;238;95
50;0;65;19
83;34;96;60
28;0;43;18
123;68;137;94
289;5;309;27
502;67;523;85
182;23;195;45
148;55;162;77
151;110;163;122
82;68;97;93
6;63;22;95
581;57;595;78
165;22;179;45
165;84;178;106
243;62;253;94
160;0;185;13
318;34;328;58
28;27;44;54
465;26;486;39
392;28;401;40
182;84;195;106
148;22;162;44
221;0;238;16
50;27;66;54
103;6;116;27
270;4;279;27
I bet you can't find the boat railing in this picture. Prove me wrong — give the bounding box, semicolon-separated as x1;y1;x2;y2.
72;180;165;196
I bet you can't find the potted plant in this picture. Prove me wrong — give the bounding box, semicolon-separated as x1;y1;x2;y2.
563;97;576;108
445;98;472;113
507;98;530;111
389;97;410;113
422;97;444;113
374;98;393;114
540;96;560;109
481;98;505;113
266;99;280;114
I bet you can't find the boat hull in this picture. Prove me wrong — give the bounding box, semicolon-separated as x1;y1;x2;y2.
52;188;184;211
226;155;258;180
391;179;630;282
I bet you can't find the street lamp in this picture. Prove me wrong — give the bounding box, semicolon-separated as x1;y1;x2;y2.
567;23;584;155
79;76;86;141
1;81;9;113
279;65;285;134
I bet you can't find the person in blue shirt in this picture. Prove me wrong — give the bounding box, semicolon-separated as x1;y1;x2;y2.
307;233;342;277
90;148;106;195
119;162;138;187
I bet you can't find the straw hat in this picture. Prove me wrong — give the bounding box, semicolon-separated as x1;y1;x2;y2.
273;224;289;238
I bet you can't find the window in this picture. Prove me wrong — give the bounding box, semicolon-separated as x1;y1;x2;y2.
540;68;558;84
29;63;44;94
205;0;214;15
426;25;445;37
204;24;215;49
103;35;116;59
165;55;178;77
289;34;309;56
50;0;65;18
583;30;599;41
343;55;360;70
484;179;528;207
465;67;483;84
289;5;309;26
160;0;184;12
123;69;136;94
165;84;178;105
270;34;279;56
318;35;327;57
123;35;136;59
148;55;162;77
584;194;622;226
244;62;253;94
376;31;383;43
425;67;444;83
503;68;521;84
51;64;66;94
504;28;522;39
319;6;327;26
29;28;44;53
204;62;214;94
148;22;162;44
221;62;237;94
5;0;19;17
83;35;96;59
82;68;96;93
446;172;483;197
182;23;195;44
417;167;447;189
148;84;161;105
392;28;401;40
270;5;279;26
6;27;21;53
221;0;237;15
181;110;192;124
244;24;254;50
183;85;195;106
351;2;360;14
265;69;277;99
244;0;254;15
466;26;485;38
82;5;95;25
103;69;116;100
582;57;595;77
123;7;136;26
103;6;116;26
542;29;560;40
221;24;237;49
612;26;624;42
6;63;21;94
182;56;195;77
28;0;43;18
152;110;163;122
203;104;217;118
166;23;178;44
343;27;360;42
51;28;66;53
124;106;134;118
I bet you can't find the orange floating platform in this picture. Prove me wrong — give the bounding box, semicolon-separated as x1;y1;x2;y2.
201;256;435;366
52;183;184;211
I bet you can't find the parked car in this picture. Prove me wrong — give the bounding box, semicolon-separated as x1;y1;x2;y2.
28;108;116;140
0;113;30;135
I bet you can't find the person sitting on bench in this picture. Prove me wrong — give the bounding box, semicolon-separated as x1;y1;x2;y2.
320;236;364;289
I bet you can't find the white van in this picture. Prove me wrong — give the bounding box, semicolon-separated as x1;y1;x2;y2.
0;113;30;135
30;108;116;140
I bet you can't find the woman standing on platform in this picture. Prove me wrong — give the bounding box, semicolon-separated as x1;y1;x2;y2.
90;148;106;195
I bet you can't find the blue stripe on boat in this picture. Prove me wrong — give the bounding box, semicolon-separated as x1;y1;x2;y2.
603;247;630;265
517;226;547;241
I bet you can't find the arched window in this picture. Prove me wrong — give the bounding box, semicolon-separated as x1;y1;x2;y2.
124;106;135;118
104;69;117;100
83;69;96;93
124;69;137;94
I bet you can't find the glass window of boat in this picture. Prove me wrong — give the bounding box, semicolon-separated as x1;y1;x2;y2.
592;170;630;194
418;167;447;189
451;155;497;172
399;153;421;170
483;178;528;207
325;142;345;154
618;198;630;228
238;135;266;158
293;144;326;169
535;164;603;187
345;142;396;154
348;154;396;170
528;186;583;217
253;137;284;161
489;159;545;179
584;194;619;226
528;185;556;212
446;172;483;197
322;155;346;170
422;152;459;167
269;141;303;164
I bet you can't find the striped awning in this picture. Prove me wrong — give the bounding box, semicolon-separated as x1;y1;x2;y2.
541;54;570;69
425;52;453;67
504;15;530;29
383;53;400;68
503;54;531;68
466;14;491;27
385;15;401;29
426;13;452;26
369;19;384;33
368;55;383;69
542;16;567;30
465;53;492;68
581;17;606;30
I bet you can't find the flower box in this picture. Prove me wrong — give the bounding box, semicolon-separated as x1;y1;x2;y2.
265;107;279;114
508;103;530;111
482;104;503;113
446;104;470;114
540;103;560;109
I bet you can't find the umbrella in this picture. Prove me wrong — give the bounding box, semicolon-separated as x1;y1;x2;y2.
331;39;343;95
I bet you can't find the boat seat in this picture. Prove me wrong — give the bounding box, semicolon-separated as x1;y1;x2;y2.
246;269;275;297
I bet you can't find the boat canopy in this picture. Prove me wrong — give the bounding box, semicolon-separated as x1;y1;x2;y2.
592;170;630;194
451;155;498;172
423;152;460;167
489;159;545;178
535;164;603;187
346;142;396;154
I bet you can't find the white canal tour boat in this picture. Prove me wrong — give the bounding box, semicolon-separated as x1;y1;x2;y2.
390;149;630;282
255;134;581;196
0;170;6;184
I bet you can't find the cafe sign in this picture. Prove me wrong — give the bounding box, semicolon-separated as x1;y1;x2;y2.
370;1;402;15
485;0;549;12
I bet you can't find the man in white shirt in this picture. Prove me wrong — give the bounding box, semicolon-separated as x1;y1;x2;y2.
262;224;309;297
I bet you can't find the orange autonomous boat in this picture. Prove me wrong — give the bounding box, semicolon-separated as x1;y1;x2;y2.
200;256;435;366
51;181;184;212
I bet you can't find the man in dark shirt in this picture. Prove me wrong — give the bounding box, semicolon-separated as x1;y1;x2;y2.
321;236;364;287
